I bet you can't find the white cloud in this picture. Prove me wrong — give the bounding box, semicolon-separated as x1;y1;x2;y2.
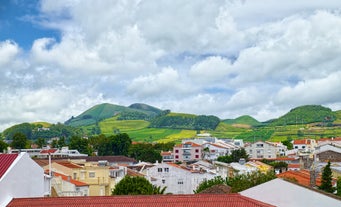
189;56;233;83
2;1;341;131
0;40;20;67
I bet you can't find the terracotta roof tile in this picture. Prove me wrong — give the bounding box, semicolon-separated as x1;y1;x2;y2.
56;161;83;169
53;172;88;187
8;194;275;207
0;153;18;178
277;170;322;187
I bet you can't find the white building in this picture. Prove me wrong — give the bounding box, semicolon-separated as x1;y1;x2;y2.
146;162;215;194
202;142;239;160
245;141;287;159
52;171;89;196
0;152;48;206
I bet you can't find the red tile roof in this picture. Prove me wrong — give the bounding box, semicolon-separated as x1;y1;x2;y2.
53;172;88;187
7;194;275;207
0;153;18;179
40;149;58;154
56;161;83;169
277;170;322;187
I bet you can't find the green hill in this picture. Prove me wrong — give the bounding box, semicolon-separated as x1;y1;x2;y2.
223;115;261;126
65;103;164;127
149;113;220;130
269;105;336;126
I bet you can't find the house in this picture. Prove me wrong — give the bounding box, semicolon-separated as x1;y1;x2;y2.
0;153;49;206
241;178;341;207
315;143;341;162
44;160;126;196
202;141;239;161
293;139;317;152
245;161;273;173
160;151;173;162
276;169;322;187
146;162;215;194
173;142;202;162
51;171;89;196
7;194;275;207
317;137;341;146
245;141;287;159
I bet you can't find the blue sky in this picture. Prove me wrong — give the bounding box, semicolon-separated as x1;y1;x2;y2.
0;0;341;131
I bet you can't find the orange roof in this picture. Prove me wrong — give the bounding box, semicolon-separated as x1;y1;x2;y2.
277;170;322;187
0;154;18;179
53;172;88;187
175;142;201;148
56;161;83;169
161;151;172;156
8;194;275;207
288;164;301;168
40;149;58;154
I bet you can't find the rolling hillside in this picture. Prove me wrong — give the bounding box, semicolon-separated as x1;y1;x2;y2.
223;115;261;127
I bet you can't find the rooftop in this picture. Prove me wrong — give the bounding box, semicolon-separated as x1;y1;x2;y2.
7;194;275;207
0;153;18;179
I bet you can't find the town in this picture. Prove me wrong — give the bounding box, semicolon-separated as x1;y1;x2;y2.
1;133;341;206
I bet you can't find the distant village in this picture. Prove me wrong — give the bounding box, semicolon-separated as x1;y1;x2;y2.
2;133;341;206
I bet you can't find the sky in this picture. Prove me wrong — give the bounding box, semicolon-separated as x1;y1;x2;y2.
1;0;341;131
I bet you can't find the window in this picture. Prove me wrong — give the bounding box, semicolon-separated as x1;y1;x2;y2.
175;150;179;153
195;155;199;159
178;179;184;185
195;149;199;153
256;143;264;147
175;155;179;159
164;168;169;172
158;168;163;172
89;172;95;178
162;179;165;184
73;173;77;180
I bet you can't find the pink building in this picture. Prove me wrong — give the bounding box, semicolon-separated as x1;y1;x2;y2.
173;142;202;162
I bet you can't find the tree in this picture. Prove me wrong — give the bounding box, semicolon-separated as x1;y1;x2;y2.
217;148;249;163
0;140;8;152
69;136;92;155
336;177;341;196
35;137;46;148
194;171;276;194
319;161;334;193
281;139;293;150
194;176;226;193
112;176;166;195
111;133;132;156
128;143;162;163
11;132;28;149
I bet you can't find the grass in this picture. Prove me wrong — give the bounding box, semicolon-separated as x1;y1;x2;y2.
99;117;150;134
208;122;248;138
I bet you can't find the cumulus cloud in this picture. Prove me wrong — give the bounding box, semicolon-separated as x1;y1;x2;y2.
1;1;341;130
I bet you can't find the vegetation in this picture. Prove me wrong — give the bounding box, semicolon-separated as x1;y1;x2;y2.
193;176;225;193
90;133;132;156
194;171;276;193
149;113;220;130
69;136;92;155
223;115;261;127
336;177;341;196
235;128;274;142
217;148;249;163
227;171;276;192
319;161;334;193
112;176;166;195
128;143;162;163
0;140;8;152
11;132;28;149
269;105;336;126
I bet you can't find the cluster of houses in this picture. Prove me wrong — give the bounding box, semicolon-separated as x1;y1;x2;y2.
2;135;341;206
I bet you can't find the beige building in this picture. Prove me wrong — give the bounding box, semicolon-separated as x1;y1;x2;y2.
44;160;126;196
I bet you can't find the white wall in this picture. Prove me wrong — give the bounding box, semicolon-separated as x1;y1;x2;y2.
0;153;45;206
147;163;215;194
